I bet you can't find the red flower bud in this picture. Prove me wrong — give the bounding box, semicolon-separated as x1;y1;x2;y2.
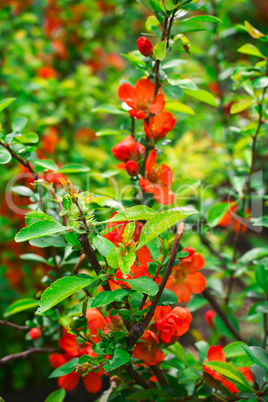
204;310;216;327
137;36;153;57
111;143;131;162
126;160;139;176
29;328;42;340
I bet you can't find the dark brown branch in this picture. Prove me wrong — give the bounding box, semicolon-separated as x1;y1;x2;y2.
151;365;168;386
202;288;246;342
125;364;154;389
128;222;185;346
131;116;135;138
78;233;102;275
0;348;61;366
0;320;29;331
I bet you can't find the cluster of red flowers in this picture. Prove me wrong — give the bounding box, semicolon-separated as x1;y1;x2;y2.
49;309;108;393
203;346;254;394
133;306;192;366
111;37;177;205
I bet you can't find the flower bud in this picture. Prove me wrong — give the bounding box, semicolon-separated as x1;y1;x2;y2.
204;310;216;327
112;143;131;162
29;327;42;340
137;36;153;57
125;160;139;177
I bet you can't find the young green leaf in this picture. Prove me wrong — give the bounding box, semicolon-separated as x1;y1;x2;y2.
137;208;196;249
92;289;130;308
153;40;166;60
48;358;79;379
183;89;218;107
37;274;97;314
0;147;12;164
104;348;130;371
230;99;254;114
122;276;159;296
207;202;230;227
45;389;66;402
4;298;39;317
0;98;16;112
238;43;266;59
92;235;116;258
203;361;253;390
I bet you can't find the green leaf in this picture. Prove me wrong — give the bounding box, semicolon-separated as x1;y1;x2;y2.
179;367;200;384
33;159;58;171
12;117;28;132
149;0;167;24
0;98;16;112
181;3;202;11
104;348;130;371
164;85;184;99
172;178;200;196
11;186;34;197
207;202;230;227
255;266;268;292
92;289;130;308
241;346;268;373
20;253;48;263
16;132;39;144
223;342;248;358
96;128;129;136
92;104;126;115
4;298;39;317
92;235;116;258
158;289;178;306
184;15;221;23
203;361;253;390
37;274;97;314
30;235;66;248
118;250;136;275
15;217;67;243
166;101;195;115
239;247;268;263
98;206;156;225
238;43;266;58
48;358;79;379
244;21;264;39
45;389;66;402
184;89;218;107
122;222;136;243
252;77;268;89
107;247;120;268
0;147;11;164
230;99;254;114
122;277;159;296
162;59;187;69
91;197;124;213
168;76;197;90
137;208;196;249
58;164;90;173
153;40;166;60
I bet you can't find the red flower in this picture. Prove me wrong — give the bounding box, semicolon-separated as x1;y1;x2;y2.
49;311;106;393
137;36;154;57
37;66;57;79
41;126;60;154
144;112;176;141
166;247;206;302
118;78;165;119
157;306;192;343
203;346;253;394
29;328;42;340
204;310;216;327
112;135;145;163
140;150;175;205
133;330;165;366
126;160;139;176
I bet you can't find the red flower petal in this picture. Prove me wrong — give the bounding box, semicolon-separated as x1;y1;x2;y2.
149;94;165;114
159;164;173;186
58;371;80;391
187;272;206;294
140;177;155;193
118;83;137;108
49;353;67;368
83;372;102;393
153;184;175;205
135;78;154;103
207;345;226;362
146;150;157;173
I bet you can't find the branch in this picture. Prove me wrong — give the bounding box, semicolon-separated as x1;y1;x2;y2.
125;363;154;389
151;365;168;386
202;288;246;343
128;222;185;346
0;348;61;366
0;320;29;331
73;253;86;275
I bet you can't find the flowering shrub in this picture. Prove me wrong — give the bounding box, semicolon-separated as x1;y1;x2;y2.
0;1;268;401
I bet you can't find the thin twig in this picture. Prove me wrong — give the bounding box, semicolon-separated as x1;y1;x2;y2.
202;288;246;342
0;320;29;331
73;253;86;275
0;348;62;366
